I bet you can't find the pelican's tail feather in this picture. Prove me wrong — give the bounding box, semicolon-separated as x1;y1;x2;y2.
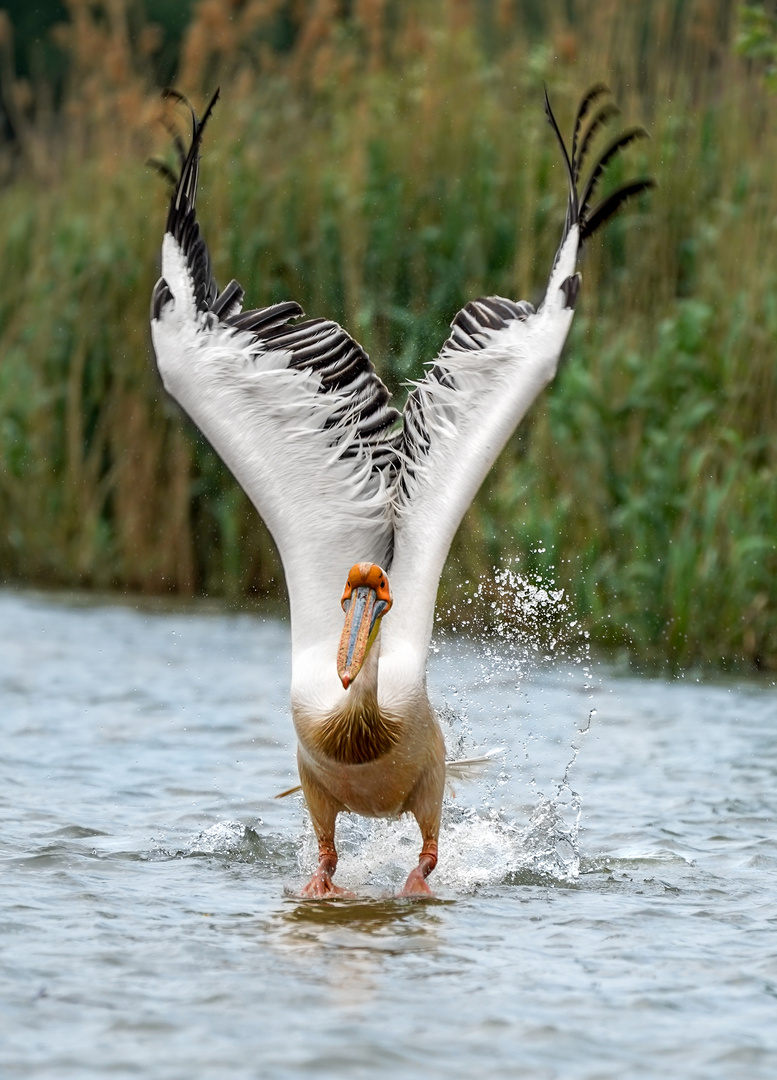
274;784;303;800
444;748;504;782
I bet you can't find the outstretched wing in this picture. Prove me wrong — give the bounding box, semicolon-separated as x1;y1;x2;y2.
149;90;400;657
381;87;654;675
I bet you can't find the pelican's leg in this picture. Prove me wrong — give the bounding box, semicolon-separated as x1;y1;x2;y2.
399;760;444;897
298;763;353;898
300;841;350;898
399;838;438;897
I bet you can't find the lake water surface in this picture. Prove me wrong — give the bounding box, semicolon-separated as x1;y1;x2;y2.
1;589;776;1079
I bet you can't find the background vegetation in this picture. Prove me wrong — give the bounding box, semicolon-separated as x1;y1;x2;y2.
0;0;775;670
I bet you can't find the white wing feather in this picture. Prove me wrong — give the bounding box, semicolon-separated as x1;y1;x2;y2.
149;96;400;675
152;264;393;654
380;227;580;679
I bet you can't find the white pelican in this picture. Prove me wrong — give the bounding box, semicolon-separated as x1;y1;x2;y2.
150;85;652;896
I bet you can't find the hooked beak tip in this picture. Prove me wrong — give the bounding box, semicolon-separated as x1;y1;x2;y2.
341;673;351;690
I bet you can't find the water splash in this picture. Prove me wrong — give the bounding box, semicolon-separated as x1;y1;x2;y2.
183;820;256;857
430;558;595;889
164;820;298;872
438;559;594;680
295;791;582;895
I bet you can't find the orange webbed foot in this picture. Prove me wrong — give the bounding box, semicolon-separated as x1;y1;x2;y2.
300;874;355;899
397;850;437;898
398;866;434;897
300;856;355;899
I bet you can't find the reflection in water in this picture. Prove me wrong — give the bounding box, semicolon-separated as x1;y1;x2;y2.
278;896;447;944
271;898;446;1009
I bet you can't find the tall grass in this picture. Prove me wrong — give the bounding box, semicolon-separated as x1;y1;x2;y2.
0;0;775;668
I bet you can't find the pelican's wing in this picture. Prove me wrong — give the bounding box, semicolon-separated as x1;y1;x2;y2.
381;87;654;673
150;91;400;654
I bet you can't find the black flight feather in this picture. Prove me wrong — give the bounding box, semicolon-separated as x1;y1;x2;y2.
571;82;609;169
579;179;657;241
578;127;649;219
573;101;620;183
544;86;579;234
147;158;178;187
544;85;655;252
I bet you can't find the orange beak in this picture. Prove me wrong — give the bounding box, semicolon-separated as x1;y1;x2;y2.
337;563;392;689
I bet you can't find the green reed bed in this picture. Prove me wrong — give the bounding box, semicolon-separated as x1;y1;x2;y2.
0;1;774;668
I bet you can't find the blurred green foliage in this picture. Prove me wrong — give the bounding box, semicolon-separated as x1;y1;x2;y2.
736;0;777;89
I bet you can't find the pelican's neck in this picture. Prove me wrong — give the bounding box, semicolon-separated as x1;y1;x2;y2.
308;634;401;764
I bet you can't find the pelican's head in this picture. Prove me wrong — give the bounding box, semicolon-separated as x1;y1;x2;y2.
337;563;392;690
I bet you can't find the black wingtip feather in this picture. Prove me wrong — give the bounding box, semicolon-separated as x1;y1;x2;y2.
571;82;609;166
154;88;307;340
573;100;620;184
579;179;656;242
544;85;579;229
153;89;224;314
147;157;178;186
579;126;649;218
544;85;654;249
165;87;220;230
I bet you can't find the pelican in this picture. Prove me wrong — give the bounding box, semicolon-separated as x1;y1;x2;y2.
150;85;653;897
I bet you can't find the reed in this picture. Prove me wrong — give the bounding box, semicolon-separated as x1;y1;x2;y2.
0;0;774;668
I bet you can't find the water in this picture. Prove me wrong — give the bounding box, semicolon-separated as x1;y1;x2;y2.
1;590;776;1079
